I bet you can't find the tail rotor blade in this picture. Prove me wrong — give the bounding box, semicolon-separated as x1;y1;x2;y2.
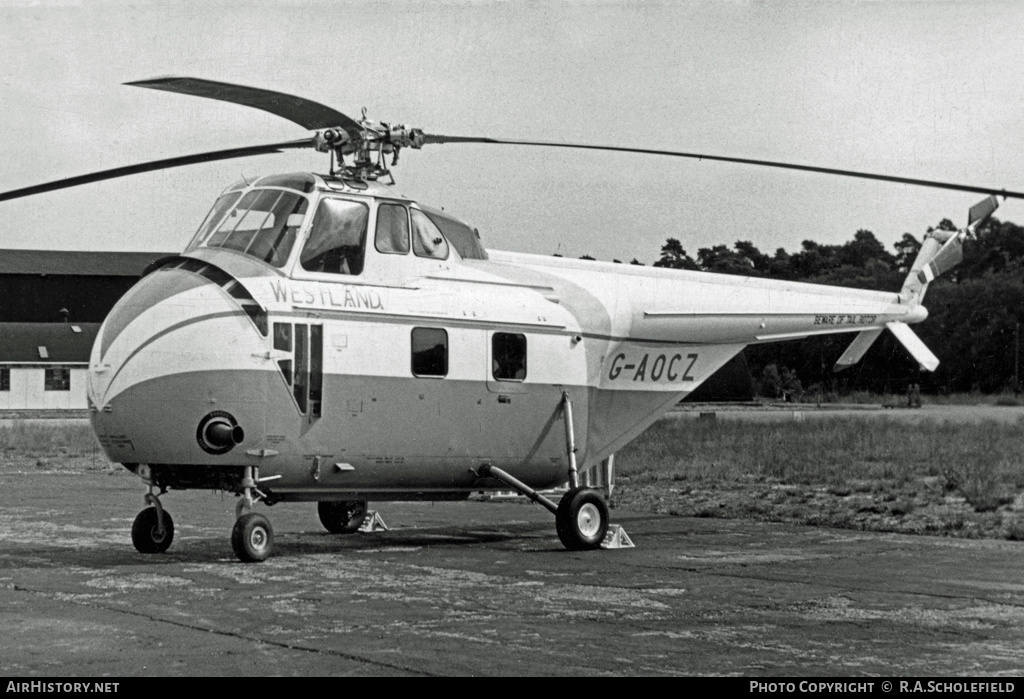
916;233;964;286
968;194;999;228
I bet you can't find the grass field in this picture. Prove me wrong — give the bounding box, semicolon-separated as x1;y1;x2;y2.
615;414;1024;540
4;414;1024;541
0;420;107;472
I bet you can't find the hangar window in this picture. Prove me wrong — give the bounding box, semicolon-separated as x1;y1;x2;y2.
411;328;448;377
0;368;9;391
301;198;369;275
492;333;526;381
44;367;70;391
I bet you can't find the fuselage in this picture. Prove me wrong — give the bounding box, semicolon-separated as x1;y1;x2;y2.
86;171;925;501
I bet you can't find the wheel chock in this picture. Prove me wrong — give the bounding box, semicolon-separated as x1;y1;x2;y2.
358;510;390;533
600;524;634;549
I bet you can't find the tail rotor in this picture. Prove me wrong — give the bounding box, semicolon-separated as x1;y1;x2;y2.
837;194;1000;373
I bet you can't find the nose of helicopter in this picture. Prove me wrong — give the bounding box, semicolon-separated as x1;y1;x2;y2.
88;263;269;464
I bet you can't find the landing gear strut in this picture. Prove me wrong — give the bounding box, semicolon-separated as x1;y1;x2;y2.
476;392;612;552
231;465;274;562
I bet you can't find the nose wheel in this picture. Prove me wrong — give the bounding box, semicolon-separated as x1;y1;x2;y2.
230;465;274;562
231;512;274;562
131;504;175;553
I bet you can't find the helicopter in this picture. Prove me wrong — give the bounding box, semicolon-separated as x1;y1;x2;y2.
2;77;1022;563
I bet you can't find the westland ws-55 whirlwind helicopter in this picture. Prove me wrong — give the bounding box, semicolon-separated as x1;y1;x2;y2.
3;77;1023;562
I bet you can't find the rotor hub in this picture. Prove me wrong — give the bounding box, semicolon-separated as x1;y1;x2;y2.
312;115;425;181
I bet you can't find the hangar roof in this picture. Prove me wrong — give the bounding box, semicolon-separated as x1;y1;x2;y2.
0;250;174;277
0;323;100;363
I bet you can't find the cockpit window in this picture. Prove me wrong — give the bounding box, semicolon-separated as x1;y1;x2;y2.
300;198;369;276
254;173;316;193
375;202;410;254
411;208;449;260
202;188;308;267
186;192;242;252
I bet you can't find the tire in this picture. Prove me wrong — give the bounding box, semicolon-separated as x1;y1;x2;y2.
317;500;368;534
231;512;274;562
555;487;609;551
131;507;174;554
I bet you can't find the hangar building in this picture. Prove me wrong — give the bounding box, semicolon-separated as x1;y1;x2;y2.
0;250;171;414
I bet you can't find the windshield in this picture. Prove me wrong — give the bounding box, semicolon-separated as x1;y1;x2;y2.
186;192;241;252
202;188;309;267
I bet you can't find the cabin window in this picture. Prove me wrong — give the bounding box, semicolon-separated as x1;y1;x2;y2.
274;322;322;416
422;207;488;260
375;202;410;254
44;367;71;391
0;368;9;391
203;188;307;267
309;325;323;417
411;209;449;260
301;198;369;275
492;333;527;381
294;324;308;413
411;328;448;377
273;322;293;385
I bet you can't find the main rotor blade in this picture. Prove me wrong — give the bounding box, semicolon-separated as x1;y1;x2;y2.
0;139;314;203
127;77;363;137
422;135;1024;200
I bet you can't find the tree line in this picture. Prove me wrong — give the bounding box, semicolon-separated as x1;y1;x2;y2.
620;216;1024;396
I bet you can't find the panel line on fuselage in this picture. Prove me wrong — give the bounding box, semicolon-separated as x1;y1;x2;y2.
101;309;246;403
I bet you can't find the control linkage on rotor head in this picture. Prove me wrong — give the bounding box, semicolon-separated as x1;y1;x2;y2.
313;113;425;181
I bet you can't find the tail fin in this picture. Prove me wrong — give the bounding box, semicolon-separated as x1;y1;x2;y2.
885;321;939;372
835;194;998;373
833;323;938;372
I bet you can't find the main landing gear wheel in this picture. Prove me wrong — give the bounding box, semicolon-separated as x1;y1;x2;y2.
231;512;274;562
556;487;609;551
318;500;368;534
131;507;175;554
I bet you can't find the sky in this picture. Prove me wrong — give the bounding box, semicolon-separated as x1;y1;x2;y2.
1;0;1024;264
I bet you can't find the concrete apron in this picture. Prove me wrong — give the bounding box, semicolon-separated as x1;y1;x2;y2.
1;468;1023;676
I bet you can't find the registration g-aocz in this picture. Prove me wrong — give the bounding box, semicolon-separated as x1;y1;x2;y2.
607;352;698;383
